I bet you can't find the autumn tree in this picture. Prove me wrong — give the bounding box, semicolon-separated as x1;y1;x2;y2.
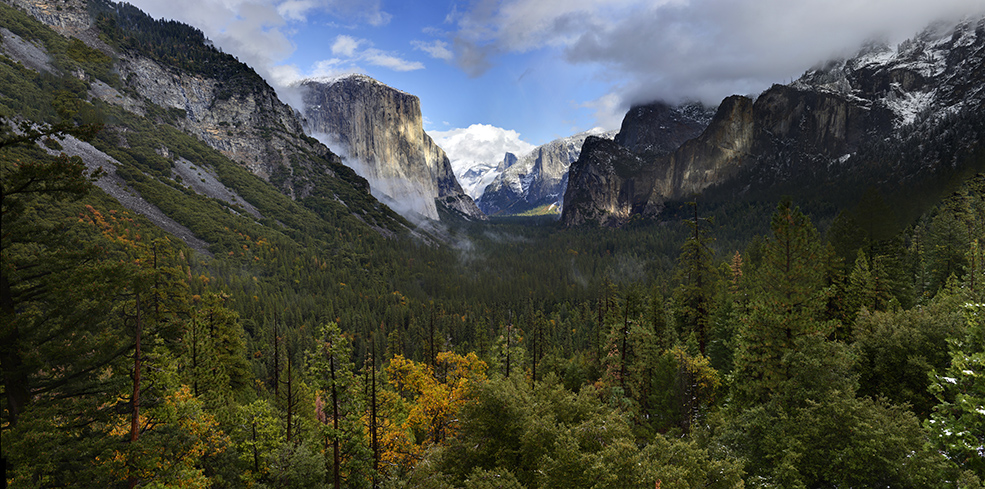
380;352;487;475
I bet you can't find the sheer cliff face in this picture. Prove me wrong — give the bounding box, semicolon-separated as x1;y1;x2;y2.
561;102;718;226
562;89;887;226
562;136;655;226
563;16;985;227
477;130;613;216
300;75;483;221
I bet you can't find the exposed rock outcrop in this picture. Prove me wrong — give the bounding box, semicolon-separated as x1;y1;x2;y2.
9;0;372;206
477;129;615;216
562;15;985;226
561;102;719;226
300;74;483;221
562;136;653;226
117;53;328;191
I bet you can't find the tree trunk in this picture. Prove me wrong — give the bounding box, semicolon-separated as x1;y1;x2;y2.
128;294;142;489
0;275;30;428
330;351;340;489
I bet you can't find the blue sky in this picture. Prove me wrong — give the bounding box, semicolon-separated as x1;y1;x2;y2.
128;0;985;154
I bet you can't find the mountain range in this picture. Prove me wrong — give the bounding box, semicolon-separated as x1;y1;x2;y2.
562;15;985;226
5;0;985;236
475;128;615;216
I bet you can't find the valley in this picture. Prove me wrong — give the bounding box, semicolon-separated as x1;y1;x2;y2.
2;1;985;488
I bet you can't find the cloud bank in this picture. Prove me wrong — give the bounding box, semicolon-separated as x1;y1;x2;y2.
448;0;985;120
431;124;536;175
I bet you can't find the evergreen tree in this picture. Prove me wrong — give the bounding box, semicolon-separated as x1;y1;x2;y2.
672;202;717;355
307;322;372;489
732;199;834;407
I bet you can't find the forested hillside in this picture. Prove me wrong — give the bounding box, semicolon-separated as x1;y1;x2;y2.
2;1;985;488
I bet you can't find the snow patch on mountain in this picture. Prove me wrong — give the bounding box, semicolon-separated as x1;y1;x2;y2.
431;124;536;199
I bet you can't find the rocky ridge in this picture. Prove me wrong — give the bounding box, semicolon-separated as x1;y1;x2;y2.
561;102;720;226
8;0;389;219
562;15;985;226
300;74;483;221
476;128;615;216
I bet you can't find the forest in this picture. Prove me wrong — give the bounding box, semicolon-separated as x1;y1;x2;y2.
2;1;985;488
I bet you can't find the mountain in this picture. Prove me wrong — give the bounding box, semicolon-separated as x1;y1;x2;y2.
476;128;616;216
2;0;407;247
299;74;484;222
457;160;501;200
562;15;985;227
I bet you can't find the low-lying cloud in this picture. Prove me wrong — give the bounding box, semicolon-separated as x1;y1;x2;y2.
449;0;985;122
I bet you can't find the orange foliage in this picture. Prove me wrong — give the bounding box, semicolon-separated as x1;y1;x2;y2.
379;352;486;473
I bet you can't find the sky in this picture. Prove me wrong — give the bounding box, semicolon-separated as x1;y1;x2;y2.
127;0;985;163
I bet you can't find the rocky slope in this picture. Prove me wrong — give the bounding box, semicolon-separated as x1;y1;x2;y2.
476;128;615;216
562;15;985;226
300;74;483;221
10;0;361;203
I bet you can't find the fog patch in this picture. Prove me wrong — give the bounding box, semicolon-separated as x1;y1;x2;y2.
310;132;440;224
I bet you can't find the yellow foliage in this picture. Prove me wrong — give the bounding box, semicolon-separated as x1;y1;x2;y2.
100;385;229;487
380;353;486;474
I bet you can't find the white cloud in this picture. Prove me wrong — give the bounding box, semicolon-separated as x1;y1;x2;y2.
449;0;985;109
431;124;536;175
277;0;391;24
364;50;426;71
412;40;454;61
125;0;395;88
331;35;362;56
579;92;624;132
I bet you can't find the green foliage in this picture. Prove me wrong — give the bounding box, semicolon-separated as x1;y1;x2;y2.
93;1;268;100
926;302;985;481
853;300;964;417
421;376;742;489
732;200;836;407
7;3;985;487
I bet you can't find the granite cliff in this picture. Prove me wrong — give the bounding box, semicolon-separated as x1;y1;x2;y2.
477;129;614;216
2;0;408;251
10;0;363;203
300;75;483;221
562;15;985;226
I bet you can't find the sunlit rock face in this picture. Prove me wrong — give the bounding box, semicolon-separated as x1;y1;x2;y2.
561;102;719;226
563;15;985;227
477;129;615;216
300;74;483;221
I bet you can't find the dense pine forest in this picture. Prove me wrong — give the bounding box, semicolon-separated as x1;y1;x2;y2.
3;2;985;488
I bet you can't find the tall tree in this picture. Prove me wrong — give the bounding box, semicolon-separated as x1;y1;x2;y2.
672;202;717;356
732;199;834;407
307;322;371;489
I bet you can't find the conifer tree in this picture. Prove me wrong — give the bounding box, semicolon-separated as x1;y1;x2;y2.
672;202;717;355
308;322;371;489
732;199;834;407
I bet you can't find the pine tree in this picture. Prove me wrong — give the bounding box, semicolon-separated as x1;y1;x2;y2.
672;202;717;356
308;322;371;489
732;199;835;407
